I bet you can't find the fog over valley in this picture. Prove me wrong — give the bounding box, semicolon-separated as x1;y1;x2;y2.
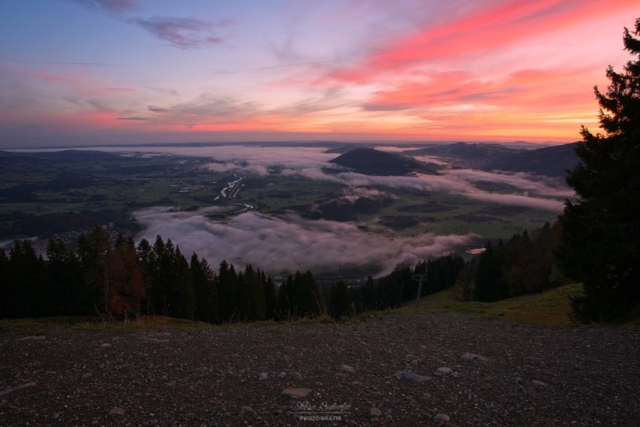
7;143;572;277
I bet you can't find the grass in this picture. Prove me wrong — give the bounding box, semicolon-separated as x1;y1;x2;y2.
396;283;585;327
0;315;217;333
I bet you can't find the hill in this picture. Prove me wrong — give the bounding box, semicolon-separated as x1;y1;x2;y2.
486;143;579;177
407;142;578;177
329;147;439;176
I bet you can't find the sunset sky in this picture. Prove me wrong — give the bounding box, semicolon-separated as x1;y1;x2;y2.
1;0;639;147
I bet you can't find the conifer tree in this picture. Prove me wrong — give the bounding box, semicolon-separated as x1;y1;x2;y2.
329;281;351;320
0;248;8;318
558;18;640;321
190;254;218;323
46;238;84;316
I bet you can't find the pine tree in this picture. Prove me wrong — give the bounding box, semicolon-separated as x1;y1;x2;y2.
218;260;238;322
329;281;352;320
0;248;8;318
46;239;84;316
190;254;218;323
7;241;47;317
77;226;112;316
557;18;640;321
263;275;278;320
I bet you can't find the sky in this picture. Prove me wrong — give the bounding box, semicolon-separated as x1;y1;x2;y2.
1;0;639;148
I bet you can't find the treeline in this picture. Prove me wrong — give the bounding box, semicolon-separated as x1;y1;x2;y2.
0;222;566;323
453;222;568;302
0;226;469;322
0;227;301;323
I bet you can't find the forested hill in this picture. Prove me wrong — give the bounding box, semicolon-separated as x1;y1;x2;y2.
407;142;578;177
329;148;440;176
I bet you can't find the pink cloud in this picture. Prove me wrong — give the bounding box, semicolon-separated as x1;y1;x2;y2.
321;0;639;84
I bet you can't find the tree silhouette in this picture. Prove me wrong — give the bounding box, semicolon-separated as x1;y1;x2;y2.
558;18;640;321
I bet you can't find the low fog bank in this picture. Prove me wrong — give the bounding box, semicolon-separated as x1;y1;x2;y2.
14;144;572;210
134;208;475;278
194;145;571;210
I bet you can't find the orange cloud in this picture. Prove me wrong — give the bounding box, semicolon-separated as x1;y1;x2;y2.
364;68;598;112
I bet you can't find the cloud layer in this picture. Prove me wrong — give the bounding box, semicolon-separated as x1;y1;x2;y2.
86;144;571;210
134;208;475;277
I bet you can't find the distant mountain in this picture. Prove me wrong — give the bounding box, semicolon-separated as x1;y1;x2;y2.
329;147;439;176
407;142;579;177
486;143;579;177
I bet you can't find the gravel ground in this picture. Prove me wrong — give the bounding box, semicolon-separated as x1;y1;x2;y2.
0;313;638;427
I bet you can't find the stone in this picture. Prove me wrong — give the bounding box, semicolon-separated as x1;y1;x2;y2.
461;353;491;363
532;380;547;386
369;407;382;417
287;372;303;381
258;372;268;381
82;373;93;379
52;412;60;420
18;336;46;341
101;343;112;348
239;406;255;416
433;413;450;422
436;367;453;375
281;387;313;399
339;364;355;374
109;407;125;416
392;371;430;383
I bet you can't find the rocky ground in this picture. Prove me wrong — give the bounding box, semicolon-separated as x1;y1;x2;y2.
0;313;638;427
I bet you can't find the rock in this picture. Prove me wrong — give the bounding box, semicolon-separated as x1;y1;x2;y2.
101;343;112;349
278;371;287;379
109;407;125;416
18;336;46;341
272;409;283;416
369;407;383;417
239;406;255;416
436;367;453;375
52;412;60;420
287;371;303;381
532;380;547;386
82;373;93;379
392;371;431;383
281;387;313;399
461;353;491;363
433;413;450;422
423;392;432;400
339;364;355;374
0;382;37;397
258;372;268;381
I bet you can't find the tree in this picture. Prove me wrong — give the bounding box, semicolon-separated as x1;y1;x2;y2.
329;281;352;320
0;248;8;318
77;226;112;316
557;18;640;322
474;241;508;302
46;238;84;316
106;236;147;318
190;254;218;323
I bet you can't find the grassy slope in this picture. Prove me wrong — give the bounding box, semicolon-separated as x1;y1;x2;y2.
396;283;584;327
